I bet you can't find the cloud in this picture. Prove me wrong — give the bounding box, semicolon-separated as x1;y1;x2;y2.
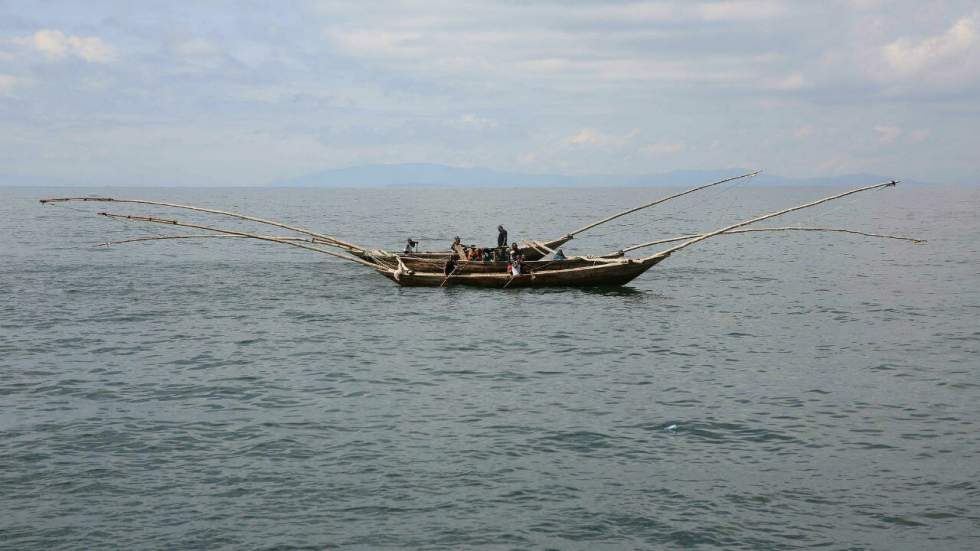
454;113;498;130
569;128;601;145
882;15;977;76
697;1;788;22
567;128;640;147
20;29;116;63
906;129;929;143
319;2;794;93
641;142;685;154
793;125;814;140
564;1;788;24
4;1;979;185
874;125;901;143
0;74;26;96
848;0;889;10
766;72;806;91
173;38;220;59
169;37;229;74
329;30;428;59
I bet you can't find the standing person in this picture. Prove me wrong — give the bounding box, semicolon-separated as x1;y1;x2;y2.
403;238;418;254
497;225;508;248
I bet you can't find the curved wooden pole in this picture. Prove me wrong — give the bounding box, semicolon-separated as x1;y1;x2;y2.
643;180;899;260
616;226;924;255
564;170;759;238
39;196;367;253
96;211;383;269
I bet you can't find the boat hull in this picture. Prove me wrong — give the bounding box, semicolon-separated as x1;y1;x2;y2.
378;256;600;274
380;254;668;288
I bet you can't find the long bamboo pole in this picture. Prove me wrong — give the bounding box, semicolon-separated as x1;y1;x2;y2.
645;180;899;259
39;196;366;253
95;211;383;269
564;170;759;238
97;234;307;246
616;226;923;255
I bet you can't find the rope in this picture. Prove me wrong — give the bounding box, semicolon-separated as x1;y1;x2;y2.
575;173;760;247
95;211;384;269
649;180;899;259
47;201;173;243
711;171;757;228
41;196;365;253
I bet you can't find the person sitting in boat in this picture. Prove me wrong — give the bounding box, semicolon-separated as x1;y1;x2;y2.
404;238;418;254
497;225;508;248
509;242;522;262
451;236;461;250
482;248;493;262
469;245;480;261
510;258;523;276
553;248;566;260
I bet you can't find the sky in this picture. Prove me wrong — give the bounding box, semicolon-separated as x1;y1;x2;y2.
0;0;978;186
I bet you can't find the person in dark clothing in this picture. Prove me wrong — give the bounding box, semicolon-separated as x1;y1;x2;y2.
444;254;458;275
404;238;418;254
497;225;508;248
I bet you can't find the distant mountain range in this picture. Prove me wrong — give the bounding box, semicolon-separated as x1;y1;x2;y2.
273;163;912;188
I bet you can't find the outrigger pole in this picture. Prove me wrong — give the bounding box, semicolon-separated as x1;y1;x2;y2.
642;180;900;259
94;212;384;269
97;235;307;246
39;197;367;254
614;226;923;256
563;170;760;238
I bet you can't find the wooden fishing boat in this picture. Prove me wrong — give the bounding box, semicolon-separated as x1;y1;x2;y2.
381;254;670;288
40;179;923;290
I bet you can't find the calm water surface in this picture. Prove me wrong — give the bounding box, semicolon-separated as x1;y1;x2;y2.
1;184;978;550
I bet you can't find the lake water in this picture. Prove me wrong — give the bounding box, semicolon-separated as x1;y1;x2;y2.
1;183;978;549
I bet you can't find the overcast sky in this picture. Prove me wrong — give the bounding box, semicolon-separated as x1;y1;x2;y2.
1;0;978;185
